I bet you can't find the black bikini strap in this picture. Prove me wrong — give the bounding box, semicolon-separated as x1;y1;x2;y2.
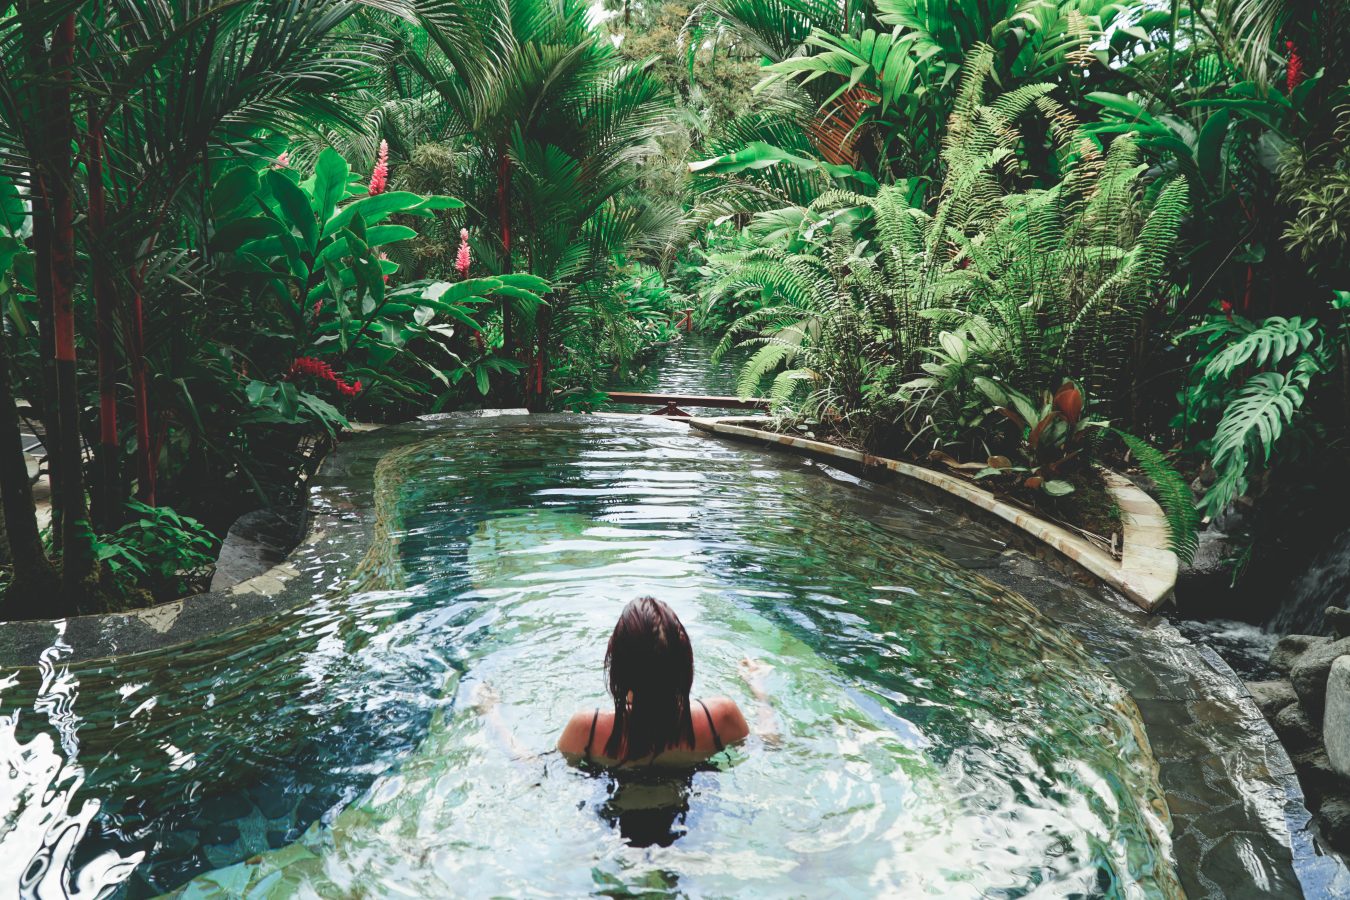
584;708;599;761
698;700;724;752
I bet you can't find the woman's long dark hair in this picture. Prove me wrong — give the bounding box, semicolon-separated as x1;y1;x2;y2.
604;597;696;762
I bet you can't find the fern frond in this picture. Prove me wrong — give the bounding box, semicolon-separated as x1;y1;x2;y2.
1110;429;1200;565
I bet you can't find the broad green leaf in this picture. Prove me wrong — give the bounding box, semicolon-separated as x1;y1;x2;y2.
689;142;878;189
0;176;26;236
210;168;260;218
267;170;318;255
211;216;288;252
324;192;463;238
314;148;349;222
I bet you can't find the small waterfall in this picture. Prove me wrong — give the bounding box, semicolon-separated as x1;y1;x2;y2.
1267;527;1350;635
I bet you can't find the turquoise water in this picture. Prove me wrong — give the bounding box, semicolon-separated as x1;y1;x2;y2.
602;333;753;412
0;416;1176;897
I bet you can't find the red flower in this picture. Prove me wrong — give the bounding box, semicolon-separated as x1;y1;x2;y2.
455;228;472;279
1220;299;1234;322
1286;41;1305;93
368;140;389;196
287;356;364;398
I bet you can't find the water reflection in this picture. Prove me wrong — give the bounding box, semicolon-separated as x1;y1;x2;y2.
0;417;1178;897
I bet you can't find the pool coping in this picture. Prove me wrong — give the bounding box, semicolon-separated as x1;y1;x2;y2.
0;410;532;668
684;416;1178;613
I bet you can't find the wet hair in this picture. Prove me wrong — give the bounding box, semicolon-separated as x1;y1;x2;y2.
603;597;696;762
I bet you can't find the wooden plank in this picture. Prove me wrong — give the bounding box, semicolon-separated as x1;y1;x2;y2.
604;391;769;410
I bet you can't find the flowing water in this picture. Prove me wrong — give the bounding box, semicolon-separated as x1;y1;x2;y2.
0;416;1181;897
602;333;752;412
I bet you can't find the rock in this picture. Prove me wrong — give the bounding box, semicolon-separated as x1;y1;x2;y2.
1329;606;1350;640
1176;528;1239;607
1274;702;1321;753
210;508;303;592
1320;797;1350;852
1325;656;1350;779
1291;749;1350;806
1271;634;1327;675
1290;637;1350;721
1247;680;1299;719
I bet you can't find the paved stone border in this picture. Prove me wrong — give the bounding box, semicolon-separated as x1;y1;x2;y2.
686;416;1178;612
0;410;530;668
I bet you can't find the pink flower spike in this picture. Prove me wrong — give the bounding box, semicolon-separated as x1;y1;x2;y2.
455;228;472;279
368;140;389;196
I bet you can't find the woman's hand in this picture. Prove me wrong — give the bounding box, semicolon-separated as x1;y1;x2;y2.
738;658;772;700
738;658;779;744
470;682;500;714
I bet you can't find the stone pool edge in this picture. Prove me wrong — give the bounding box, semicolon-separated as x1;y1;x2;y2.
0;410;529;668
685;416;1177;613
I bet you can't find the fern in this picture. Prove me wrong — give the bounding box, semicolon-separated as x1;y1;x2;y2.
1110;429;1200;566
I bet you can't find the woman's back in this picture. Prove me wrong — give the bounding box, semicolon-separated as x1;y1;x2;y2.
559;695;748;768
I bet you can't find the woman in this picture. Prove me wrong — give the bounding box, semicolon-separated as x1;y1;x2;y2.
557;596;772;767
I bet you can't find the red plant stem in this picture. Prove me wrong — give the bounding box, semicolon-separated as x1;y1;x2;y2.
128;275;154;506
497;144;513;359
85;107;121;529
49;12;96;597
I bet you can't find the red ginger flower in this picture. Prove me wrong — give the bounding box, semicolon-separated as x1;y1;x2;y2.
272;151;291;170
1287;41;1305;93
287;356;363;397
368;140;389;196
455;228;471;278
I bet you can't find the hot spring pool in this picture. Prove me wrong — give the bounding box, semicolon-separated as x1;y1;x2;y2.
0;415;1182;897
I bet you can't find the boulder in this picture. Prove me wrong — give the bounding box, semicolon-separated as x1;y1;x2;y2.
1325;656;1350;780
1328;606;1350;640
1291;749;1350;806
1246;679;1299;719
1320;797;1350;853
1271;634;1327;674
1274;702;1322;753
1290;638;1350;722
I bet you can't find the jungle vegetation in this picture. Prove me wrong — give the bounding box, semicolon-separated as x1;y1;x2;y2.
0;0;1344;616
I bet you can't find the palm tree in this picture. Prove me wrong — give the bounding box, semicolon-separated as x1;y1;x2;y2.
394;0;681;401
0;0;381;617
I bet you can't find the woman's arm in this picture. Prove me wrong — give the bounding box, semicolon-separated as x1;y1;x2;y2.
738;658;779;744
471;683;539;761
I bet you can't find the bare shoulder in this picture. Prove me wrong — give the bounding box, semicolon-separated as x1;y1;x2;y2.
557;709;598;755
702;696;750;744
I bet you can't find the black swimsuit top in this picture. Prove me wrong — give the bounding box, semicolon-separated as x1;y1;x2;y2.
584;700;724;764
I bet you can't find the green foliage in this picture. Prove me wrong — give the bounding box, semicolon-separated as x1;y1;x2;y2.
95;502;217;601
217;148;549;413
1179;307;1334;518
1109;429;1201;565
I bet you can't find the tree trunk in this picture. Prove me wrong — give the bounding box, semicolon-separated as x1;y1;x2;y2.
497;144;513;360
0;321;59;620
85;110;122;531
128;277;154;505
20;0;62;546
47;12;98;608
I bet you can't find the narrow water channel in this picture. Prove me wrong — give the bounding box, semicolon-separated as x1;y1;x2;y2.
602;333;755;413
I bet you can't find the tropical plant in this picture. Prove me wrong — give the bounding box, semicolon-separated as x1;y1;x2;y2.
95;501;217;602
1179;305;1339;518
388;0;683;403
